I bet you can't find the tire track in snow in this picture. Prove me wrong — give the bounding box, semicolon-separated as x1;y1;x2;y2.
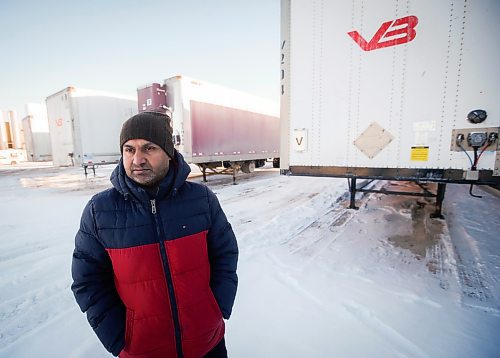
282;188;376;260
284;206;352;252
342;301;429;358
0;277;74;348
224;176;349;256
444;185;500;315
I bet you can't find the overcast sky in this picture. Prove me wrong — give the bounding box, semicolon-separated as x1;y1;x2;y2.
0;0;280;117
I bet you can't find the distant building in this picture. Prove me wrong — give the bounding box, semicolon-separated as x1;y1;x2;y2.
0;110;23;150
0;110;27;164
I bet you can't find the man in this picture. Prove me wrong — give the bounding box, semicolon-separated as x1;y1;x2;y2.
71;111;238;358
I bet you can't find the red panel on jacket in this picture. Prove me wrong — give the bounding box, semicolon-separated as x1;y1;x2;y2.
107;231;224;358
165;231;225;357
107;243;176;356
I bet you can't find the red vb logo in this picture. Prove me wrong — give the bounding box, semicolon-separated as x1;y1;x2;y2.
348;15;418;51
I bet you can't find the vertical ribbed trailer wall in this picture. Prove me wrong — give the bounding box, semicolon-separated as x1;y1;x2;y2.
280;0;500;186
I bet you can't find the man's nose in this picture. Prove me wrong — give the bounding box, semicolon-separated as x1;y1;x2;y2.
132;151;146;165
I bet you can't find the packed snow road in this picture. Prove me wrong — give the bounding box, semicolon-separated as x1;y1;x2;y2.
0;163;498;357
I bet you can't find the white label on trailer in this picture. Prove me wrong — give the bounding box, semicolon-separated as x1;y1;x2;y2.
413;121;436;146
293;129;307;152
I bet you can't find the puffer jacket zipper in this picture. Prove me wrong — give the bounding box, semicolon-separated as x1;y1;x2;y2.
150;198;184;358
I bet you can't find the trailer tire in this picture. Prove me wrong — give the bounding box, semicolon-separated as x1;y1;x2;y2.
272;158;280;168
241;161;256;174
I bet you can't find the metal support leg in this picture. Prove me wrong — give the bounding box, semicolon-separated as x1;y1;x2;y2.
431;183;446;219
349;177;358;210
202;167;207;182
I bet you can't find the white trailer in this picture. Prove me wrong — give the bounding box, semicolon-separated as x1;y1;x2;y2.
46;87;137;167
22;103;52;162
280;0;500;216
22;115;52;162
138;76;280;181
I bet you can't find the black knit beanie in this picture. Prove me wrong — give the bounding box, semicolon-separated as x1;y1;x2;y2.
120;112;174;158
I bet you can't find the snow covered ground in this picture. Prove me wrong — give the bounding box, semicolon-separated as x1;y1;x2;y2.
0;162;499;357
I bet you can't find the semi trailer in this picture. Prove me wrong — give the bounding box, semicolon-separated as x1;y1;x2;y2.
137;76;280;182
46;87;137;167
280;0;499;216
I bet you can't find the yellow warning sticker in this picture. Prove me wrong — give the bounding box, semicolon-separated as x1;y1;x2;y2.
410;146;429;161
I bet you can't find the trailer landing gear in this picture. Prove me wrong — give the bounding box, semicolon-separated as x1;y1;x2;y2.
198;162;243;185
348;178;447;219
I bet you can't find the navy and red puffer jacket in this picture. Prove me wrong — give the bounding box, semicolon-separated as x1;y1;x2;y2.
71;151;238;358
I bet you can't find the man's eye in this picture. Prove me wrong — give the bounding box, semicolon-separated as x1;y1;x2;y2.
124;147;133;153
146;146;155;151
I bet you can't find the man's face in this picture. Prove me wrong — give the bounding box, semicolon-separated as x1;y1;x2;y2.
122;139;170;187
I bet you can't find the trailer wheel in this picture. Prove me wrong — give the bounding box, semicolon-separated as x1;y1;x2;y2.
241;161;256;174
272;158;280;168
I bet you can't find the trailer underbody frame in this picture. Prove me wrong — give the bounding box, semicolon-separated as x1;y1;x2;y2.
282;166;500;218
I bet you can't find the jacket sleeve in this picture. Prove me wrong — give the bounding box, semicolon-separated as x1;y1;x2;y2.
71;200;126;356
206;188;239;319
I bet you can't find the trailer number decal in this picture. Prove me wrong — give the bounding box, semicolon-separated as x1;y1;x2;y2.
348;15;418;51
